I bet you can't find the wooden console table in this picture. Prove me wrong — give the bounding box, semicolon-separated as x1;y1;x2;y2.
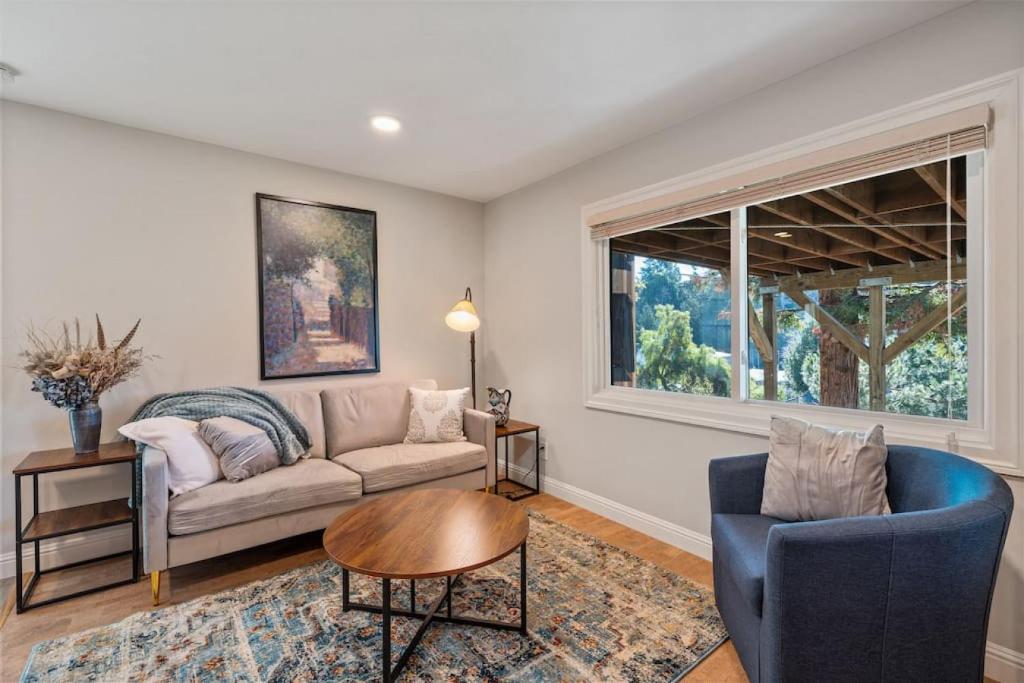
494;419;540;500
12;441;140;612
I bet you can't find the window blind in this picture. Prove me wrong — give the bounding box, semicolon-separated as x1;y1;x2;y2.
589;104;989;240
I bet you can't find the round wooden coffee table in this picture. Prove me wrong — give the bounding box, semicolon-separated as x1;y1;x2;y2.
323;488;530;683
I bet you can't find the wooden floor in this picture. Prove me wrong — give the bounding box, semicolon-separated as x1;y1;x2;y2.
0;492;738;681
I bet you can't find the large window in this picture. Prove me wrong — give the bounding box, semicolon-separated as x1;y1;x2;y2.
605;141;982;421
587;80;1023;475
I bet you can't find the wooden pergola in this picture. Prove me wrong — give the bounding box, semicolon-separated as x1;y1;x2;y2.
610;157;968;411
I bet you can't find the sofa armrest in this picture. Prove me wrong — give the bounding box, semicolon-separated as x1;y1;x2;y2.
708;453;768;515
464;408;496;487
141;446;169;573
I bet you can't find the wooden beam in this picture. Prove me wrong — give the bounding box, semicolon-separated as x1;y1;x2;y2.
800;191;921;263
748;297;774;364
824;176;948;252
751;204;870;268
762;293;777;401
868;286;885;412
883;288;967;364
768;259;965;293
782;286;869;363
814;188;945;260
914;162;967;221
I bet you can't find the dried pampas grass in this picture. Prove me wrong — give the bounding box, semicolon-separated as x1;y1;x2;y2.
21;316;152;398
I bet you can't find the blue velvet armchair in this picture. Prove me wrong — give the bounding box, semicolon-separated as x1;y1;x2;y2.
709;445;1013;682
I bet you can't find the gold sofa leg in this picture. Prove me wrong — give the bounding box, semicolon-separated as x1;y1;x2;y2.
151;571;162;606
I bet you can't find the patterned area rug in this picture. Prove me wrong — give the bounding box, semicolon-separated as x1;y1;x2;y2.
21;512;727;682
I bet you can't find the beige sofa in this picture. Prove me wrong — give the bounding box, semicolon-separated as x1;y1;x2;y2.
142;380;495;604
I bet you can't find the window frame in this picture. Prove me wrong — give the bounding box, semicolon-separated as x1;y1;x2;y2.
580;71;1023;477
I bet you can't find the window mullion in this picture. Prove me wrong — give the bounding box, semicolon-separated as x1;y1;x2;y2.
730;207;748;402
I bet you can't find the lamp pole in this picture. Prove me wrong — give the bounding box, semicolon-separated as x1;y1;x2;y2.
470;329;476;409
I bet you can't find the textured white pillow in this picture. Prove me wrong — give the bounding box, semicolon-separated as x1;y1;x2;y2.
404;387;470;444
119;416;221;496
760;416;890;522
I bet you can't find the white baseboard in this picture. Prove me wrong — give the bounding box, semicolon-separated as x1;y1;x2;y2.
986;641;1024;683
0;526;131;580
507;463;712;560
508;464;1022;682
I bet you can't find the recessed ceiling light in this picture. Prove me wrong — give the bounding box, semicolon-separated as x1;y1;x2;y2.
370;115;401;133
774;231;793;238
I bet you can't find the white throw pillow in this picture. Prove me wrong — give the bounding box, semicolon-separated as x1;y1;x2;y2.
404;387;470;444
760;416;890;522
119;416;221;496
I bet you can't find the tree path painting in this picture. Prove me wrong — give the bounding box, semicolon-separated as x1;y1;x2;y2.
256;194;379;379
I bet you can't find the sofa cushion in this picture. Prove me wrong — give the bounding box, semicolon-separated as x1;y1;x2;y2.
322;380;436;457
268;389;326;458
333;441;486;493
711;513;787;617
168;459;361;535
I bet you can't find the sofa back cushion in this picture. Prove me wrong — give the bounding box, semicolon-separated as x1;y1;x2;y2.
266;389;326;458
322;379;437;457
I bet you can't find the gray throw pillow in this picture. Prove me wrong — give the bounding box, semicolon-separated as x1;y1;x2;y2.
198;416;280;482
760;416;890;522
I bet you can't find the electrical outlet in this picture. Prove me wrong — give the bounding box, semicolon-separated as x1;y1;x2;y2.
539;441;548;461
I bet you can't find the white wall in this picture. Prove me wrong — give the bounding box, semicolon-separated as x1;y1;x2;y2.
0;102;484;571
482;1;1024;675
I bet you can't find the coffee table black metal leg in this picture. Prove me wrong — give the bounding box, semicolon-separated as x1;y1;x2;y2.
349;565;528;682
342;568;350;610
520;541;528;635
382;578;391;683
410;579;415;612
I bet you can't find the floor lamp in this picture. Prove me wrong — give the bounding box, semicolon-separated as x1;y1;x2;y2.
445;287;480;408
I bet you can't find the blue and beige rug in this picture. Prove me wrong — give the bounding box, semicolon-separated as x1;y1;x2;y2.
21;512;727;681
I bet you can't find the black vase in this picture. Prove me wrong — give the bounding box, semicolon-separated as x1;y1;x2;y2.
69;400;102;454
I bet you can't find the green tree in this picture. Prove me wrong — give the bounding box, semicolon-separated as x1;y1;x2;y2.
782;324;819;397
635;258;684;331
636;304;731;396
886;333;967;420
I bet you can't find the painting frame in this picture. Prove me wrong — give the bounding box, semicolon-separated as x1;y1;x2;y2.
255;192;381;380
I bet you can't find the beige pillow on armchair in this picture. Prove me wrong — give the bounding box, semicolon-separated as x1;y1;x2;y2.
761;416;890;522
404;387;470;443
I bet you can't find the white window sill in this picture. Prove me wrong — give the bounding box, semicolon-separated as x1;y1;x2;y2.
585;385;1021;478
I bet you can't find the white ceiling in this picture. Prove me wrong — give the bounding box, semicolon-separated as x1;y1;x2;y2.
0;1;966;202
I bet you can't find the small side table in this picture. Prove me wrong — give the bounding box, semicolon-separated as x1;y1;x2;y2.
13;441;140;613
494;419;540;500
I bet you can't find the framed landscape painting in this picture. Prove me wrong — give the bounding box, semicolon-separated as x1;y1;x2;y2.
256;193;379;379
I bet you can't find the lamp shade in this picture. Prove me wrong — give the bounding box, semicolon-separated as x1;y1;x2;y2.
445;298;480;332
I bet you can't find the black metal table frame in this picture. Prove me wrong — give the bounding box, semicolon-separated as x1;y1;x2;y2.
13;459;140;613
495;426;540;498
342;541;527;683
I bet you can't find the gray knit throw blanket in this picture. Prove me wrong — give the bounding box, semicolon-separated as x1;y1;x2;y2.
127;387;311;464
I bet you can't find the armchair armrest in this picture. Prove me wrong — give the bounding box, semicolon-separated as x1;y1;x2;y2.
709;453;768;515
464;408;496;487
141;446;169;573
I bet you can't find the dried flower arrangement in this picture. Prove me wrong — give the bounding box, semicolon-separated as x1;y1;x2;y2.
21;316;149;410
